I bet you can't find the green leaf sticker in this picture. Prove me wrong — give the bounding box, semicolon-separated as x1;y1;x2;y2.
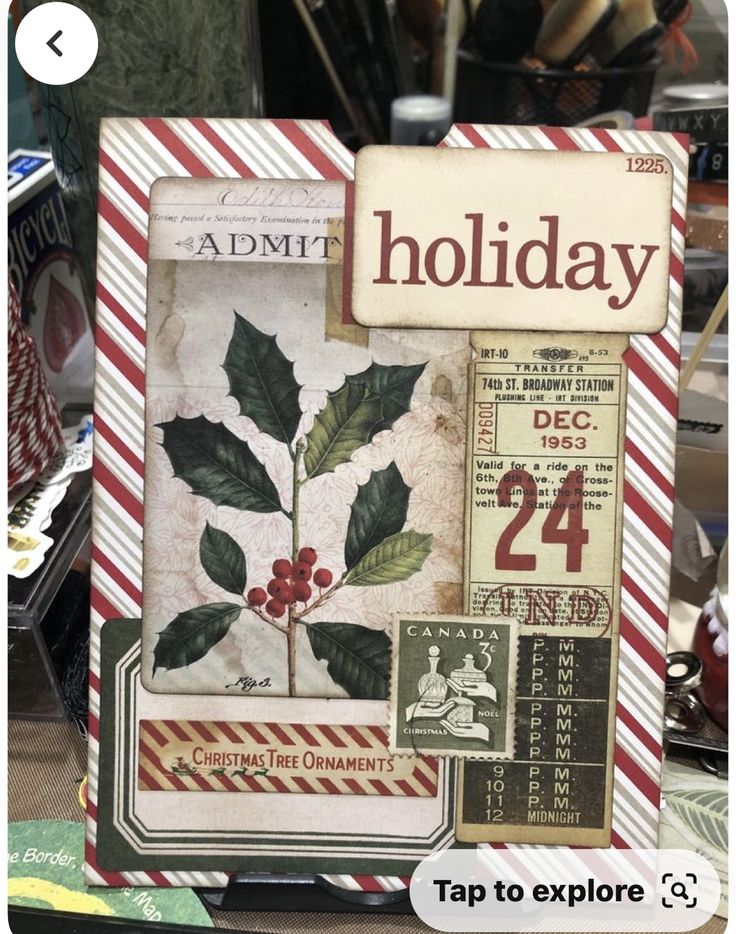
347;361;425;437
199;522;247;595
153;603;242;674
306;622;390;699
223;313;302;446
303;381;382;478
345;530;432;586
345;462;410;571
667;789;728;852
158;415;285;514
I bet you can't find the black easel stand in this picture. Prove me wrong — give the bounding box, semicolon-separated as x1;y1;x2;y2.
198;874;413;914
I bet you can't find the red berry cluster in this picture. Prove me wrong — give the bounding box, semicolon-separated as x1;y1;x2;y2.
247;546;333;619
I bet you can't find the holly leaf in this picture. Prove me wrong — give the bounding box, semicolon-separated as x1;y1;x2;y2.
200;522;247;595
303;382;382;479
346;361;425;437
345;530;432;586
345;462;410;571
153;603;242;674
306;622;390;699
223;313;302;446
158;415;285;514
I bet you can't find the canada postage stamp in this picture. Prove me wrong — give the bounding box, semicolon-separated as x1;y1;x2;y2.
389;614;517;758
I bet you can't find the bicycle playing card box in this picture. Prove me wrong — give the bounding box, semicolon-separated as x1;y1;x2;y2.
87;118;688;888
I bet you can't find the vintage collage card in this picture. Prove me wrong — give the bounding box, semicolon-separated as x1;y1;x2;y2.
88;118;687;888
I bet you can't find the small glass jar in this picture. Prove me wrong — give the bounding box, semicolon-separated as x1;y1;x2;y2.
450;653;487;686
418;646;448;704
693;541;728;731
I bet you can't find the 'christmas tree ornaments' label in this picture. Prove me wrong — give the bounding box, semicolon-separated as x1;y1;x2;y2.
138;719;438;796
389;615;518;759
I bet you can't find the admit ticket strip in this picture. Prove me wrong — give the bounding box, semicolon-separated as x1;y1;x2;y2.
459;331;627;845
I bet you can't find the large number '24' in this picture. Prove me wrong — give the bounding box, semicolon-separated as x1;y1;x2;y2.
495;469;589;573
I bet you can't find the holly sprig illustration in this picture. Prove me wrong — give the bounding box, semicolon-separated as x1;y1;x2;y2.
152;312;431;698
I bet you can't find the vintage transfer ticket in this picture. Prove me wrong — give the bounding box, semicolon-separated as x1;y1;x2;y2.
458;331;628;846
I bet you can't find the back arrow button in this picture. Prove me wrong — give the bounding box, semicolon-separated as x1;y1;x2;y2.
47;30;63;56
16;3;98;85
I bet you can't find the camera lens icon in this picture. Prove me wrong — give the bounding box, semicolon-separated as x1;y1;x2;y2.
661;873;698;909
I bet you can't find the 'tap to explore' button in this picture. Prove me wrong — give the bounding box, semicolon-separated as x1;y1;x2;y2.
411;848;720;932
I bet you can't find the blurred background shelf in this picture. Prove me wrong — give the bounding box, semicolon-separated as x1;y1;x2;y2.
9;468;91;721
